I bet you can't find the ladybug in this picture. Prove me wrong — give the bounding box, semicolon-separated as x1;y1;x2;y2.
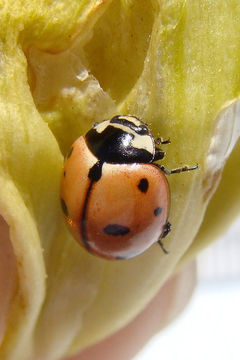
60;115;198;260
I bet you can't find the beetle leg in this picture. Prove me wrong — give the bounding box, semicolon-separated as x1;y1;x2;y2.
155;137;171;145
161;221;171;238
156;164;198;175
158;221;171;254
158;240;169;254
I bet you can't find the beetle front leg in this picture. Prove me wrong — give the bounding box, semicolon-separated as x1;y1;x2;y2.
155;137;171;145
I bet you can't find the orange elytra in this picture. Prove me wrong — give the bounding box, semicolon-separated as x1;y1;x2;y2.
60;115;198;260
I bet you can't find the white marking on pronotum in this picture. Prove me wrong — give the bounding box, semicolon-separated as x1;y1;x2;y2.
94;117;154;154
94;120;110;134
131;133;154;153
117;115;143;127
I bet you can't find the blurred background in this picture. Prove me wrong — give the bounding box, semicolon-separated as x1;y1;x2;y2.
135;216;240;360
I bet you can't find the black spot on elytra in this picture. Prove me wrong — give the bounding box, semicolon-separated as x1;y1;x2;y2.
63;171;66;177
154;207;162;216
67;147;73;159
104;224;130;236
61;198;68;217
138;178;149;193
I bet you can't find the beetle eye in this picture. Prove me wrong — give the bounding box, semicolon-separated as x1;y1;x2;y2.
137;126;148;135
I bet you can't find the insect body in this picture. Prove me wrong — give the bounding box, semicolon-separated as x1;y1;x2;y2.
60;115;197;260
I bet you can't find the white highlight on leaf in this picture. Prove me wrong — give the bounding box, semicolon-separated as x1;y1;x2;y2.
206;99;240;174
76;69;89;81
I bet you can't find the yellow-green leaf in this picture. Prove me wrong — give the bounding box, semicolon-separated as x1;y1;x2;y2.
0;1;239;360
